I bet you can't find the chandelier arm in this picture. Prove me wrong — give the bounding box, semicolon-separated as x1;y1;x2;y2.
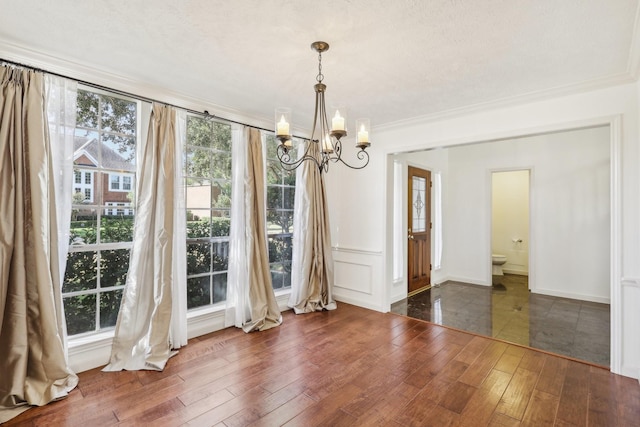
276;139;323;172
333;148;370;170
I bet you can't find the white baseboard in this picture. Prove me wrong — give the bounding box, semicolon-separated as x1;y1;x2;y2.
334;295;384;313
442;276;491;287
533;287;610;304
502;269;529;276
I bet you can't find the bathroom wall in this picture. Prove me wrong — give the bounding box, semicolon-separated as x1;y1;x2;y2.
492;170;530;275
446;126;610;302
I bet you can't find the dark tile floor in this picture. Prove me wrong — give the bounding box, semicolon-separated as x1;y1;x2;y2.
390;274;611;367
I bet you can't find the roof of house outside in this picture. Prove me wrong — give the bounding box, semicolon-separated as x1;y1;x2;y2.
74;136;135;173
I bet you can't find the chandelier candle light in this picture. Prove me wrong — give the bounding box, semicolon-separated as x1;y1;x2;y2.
275;41;371;173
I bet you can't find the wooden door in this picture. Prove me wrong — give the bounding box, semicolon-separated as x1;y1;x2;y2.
408;166;431;295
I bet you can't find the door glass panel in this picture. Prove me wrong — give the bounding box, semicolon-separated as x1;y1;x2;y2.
412;176;426;232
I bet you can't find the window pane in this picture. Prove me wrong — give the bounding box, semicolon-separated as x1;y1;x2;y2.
63;251;97;293
187;214;212;238
211;153;231;179
76;90;99;128
267;211;294;234
103;134;136;166
186;147;213;179
187;276;211;309
63;294;96;335
212;240;229;272
271;262;291;290
283;187;295;209
187;243;212;275
100;249;130;287
211;216;231;236
186;116;213;147
101;217;134;243
211;181;231;208
100;95;137;135
100;289;123;329
211;123;232;151
70;214;98;245
212;273;227;304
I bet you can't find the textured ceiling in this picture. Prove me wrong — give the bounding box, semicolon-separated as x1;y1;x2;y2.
0;0;639;134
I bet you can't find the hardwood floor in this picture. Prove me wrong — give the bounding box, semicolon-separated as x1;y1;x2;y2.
6;303;640;426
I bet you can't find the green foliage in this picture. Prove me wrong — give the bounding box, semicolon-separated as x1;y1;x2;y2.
63;294;96;335
77;89;136;135
76;89;137;161
187;217;231;238
185;116;232;181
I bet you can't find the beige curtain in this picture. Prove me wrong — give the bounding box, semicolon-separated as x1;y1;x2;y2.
288;141;337;313
241;129;282;331
0;66;78;423
103;103;185;371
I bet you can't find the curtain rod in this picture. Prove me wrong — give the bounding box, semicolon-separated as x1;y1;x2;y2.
1;57;302;138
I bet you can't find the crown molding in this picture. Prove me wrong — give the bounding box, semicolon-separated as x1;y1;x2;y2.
377;72;636;132
0;41;273;131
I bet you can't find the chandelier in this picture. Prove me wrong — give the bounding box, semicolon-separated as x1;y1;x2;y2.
275;41;371;173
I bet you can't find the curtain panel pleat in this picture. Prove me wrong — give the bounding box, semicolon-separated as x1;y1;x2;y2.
242;129;281;331
103;103;186;372
289;142;337;313
227;128;282;331
0;65;78;423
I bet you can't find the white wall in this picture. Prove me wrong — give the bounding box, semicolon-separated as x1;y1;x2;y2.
492;170;530;276
326;81;639;379
444;127;610;302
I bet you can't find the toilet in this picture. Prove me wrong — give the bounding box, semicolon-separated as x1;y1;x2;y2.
492;254;507;276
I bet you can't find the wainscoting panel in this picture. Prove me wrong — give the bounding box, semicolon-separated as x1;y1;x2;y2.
332;247;384;312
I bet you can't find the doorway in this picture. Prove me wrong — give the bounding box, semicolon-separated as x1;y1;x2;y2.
491;169;530;285
407;166;431;295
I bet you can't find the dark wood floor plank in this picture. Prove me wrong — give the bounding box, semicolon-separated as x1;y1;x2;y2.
535;354;568;396
455;369;511;426
185;386;271;427
494;366;540;420
458;340;509;387
438;380;477;414
555;360;590;426
518;348;546;373
454;335;492;365
5;303;639;427
494;346;525;374
520;389;559;426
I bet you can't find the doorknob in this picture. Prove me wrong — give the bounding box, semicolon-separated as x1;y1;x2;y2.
408;234;414;240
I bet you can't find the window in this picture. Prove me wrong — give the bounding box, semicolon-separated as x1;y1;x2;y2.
265;135;295;289
109;172;134;192
184;116;232;309
110;174;120;190
63;88;139;336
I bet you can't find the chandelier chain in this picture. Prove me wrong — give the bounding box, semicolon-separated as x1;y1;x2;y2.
316;51;324;83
